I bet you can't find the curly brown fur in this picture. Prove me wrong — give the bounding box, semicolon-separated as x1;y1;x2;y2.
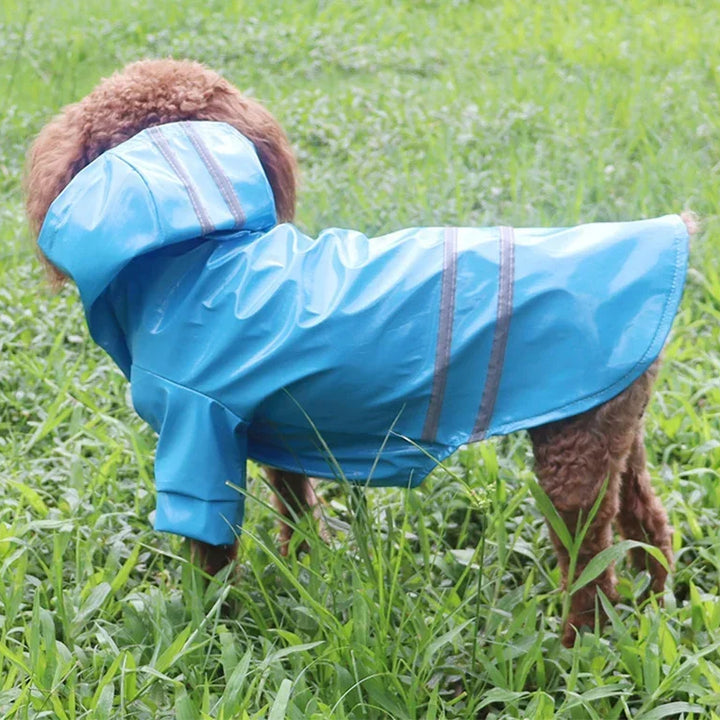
25;59;297;287
529;361;671;646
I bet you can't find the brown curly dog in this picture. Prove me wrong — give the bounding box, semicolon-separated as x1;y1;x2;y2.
25;58;692;647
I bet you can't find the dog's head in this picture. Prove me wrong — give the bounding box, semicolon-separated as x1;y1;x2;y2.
25;58;297;285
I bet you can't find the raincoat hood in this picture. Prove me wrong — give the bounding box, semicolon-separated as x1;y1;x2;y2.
36;121;690;546
38;121;277;376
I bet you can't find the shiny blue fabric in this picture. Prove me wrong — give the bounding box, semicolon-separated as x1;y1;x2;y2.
38;121;690;545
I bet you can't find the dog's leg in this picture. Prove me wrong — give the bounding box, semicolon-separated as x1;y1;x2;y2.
530;370;659;645
531;422;625;646
615;429;673;594
266;469;323;556
189;538;238;575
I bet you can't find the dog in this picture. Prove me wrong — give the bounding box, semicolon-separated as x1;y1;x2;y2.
26;58;694;646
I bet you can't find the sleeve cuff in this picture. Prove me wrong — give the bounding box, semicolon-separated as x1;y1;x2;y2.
154;491;243;546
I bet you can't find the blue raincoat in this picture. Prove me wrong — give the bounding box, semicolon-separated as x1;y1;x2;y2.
38;121;690;545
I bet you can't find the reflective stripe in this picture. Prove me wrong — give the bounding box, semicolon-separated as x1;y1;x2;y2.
147;126;214;235
472;225;515;440
181;121;245;228
421;227;458;443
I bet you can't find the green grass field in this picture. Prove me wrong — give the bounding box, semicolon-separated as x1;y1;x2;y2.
1;0;720;717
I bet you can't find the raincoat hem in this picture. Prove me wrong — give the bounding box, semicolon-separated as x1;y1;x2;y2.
476;214;689;439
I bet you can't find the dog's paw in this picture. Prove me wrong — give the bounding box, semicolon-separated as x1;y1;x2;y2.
189;538;238;575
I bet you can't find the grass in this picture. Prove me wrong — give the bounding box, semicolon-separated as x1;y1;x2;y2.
1;0;720;717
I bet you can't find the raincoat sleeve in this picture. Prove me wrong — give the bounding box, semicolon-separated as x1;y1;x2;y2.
130;366;247;546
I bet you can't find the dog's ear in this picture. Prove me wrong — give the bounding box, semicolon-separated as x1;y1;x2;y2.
25;102;92;286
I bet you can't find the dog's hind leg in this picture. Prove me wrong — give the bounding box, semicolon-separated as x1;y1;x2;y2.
267;469;325;556
531;419;625;646
530;371;657;646
615;428;673;594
